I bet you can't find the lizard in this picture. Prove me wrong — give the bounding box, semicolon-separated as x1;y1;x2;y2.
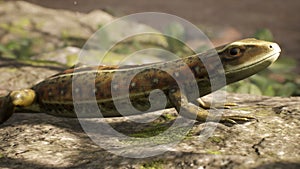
0;38;281;125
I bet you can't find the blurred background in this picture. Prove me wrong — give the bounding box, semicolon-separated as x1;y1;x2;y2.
1;0;300;96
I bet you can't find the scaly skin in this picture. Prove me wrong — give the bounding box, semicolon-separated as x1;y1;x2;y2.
0;38;281;124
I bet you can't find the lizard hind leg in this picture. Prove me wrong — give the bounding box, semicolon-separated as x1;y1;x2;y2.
0;89;36;124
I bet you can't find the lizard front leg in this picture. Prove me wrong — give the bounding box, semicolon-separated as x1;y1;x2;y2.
168;87;255;124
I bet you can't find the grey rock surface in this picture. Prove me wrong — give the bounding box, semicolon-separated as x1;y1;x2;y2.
0;1;113;54
0;64;299;168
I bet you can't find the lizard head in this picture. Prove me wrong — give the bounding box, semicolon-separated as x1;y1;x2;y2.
217;38;281;83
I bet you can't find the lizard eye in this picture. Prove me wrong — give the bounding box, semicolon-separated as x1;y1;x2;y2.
225;47;242;59
229;48;241;56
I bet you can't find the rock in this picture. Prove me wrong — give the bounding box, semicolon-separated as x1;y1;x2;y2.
0;1;114;55
79;10;117;30
0;84;299;169
30;46;81;66
0;64;59;95
0;1;168;60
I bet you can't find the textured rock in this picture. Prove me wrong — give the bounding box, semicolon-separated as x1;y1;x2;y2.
0;1;114;54
0;1;168;60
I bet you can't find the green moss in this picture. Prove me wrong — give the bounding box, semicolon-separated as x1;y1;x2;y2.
208;136;223;143
161;113;177;121
206;149;222;155
128;125;169;138
0;23;9;30
0;37;35;59
140;160;164;169
0;67;18;73
1;18;31;37
123;123;190;145
15;18;31;28
66;54;79;67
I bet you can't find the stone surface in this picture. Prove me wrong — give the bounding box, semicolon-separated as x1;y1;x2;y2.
0;1;168;61
0;91;299;169
0;1;114;54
